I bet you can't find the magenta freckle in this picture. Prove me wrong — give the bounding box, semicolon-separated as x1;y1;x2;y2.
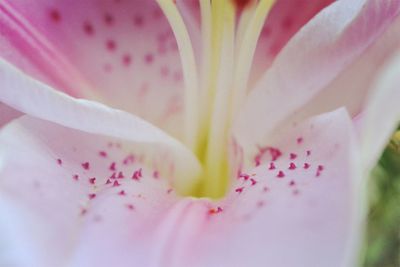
293;189;300;195
122;154;135;165
117;171;125;179
109;162;116;171
303;163;310;169
257;201;265;208
277;171;285;178
80;208;87;216
250;178;257;186
144;53;154;64
105;179;112;185
132;168;142;180
133;15;144;27
167;188;173;194
289;162;296;170
49;9;61;22
122;54;132;66
73;174;79;181
99;151;108;158
88;193;96;200
89;177;96;184
106;40;116;51
239;173;250;180
297;137;303;144
126;204;135;210
289;180;296;187
290;153;297;160
81;162;90;170
235;187;244;193
268;162;276;170
217;207;223;213
161;66;170;76
118;190;126;196
153;171;159;179
83;22;94;35
104;13;114;25
318;165;324;171
57;158;62;165
110;172;117;179
263;186;269;192
306;150;311;156
113;180;120;187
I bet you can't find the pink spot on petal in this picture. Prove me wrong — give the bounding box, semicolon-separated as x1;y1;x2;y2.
144;53;154;64
118;190;126;196
113;180;121;187
263;186;269;192
153;171;159;179
105;179;112;185
109;162;116;171
81;162;90;170
83;22;94;35
122;54;132;66
132;168;142;181
110;172;117;179
290;153;297;160
126;204;135;210
296;137;303;144
235;187;244;193
89;177;96;184
250;178;257;186
288;162;296;170
239;173;250;180
106;40;117;51
306;150;311;156
73;174;79;181
303;163;310;169
104;13;114;25
49;9;61;22
268;162;276;170
117;171;125;179
289;180;296;187
277;171;285;178
57;158;62;165
99;151;108;158
88;193;96;200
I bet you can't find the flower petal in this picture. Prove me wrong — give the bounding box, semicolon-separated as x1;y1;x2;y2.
0;0;189;136
0;103;20;128
0;116;189;267
183;109;362;267
0;59;201;192
250;0;334;85
359;53;400;173
234;0;400;151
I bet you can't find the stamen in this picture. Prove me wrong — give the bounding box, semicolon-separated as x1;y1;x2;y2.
202;0;235;198
231;0;275;117
156;0;199;151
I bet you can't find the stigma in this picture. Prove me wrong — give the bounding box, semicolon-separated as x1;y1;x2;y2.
157;0;275;198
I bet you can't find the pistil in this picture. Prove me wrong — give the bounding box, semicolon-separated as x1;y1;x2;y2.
157;0;275;198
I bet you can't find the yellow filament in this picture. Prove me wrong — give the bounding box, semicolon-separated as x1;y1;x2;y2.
231;0;275;118
156;0;199;151
202;0;235;198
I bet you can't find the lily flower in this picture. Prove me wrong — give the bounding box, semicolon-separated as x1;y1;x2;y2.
0;0;400;266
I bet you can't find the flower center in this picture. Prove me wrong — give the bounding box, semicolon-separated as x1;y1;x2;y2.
157;0;275;198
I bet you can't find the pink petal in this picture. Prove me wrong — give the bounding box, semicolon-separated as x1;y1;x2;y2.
359;53;400;172
184;109;362;267
0;0;189;136
234;0;400;151
0;103;21;128
0;116;185;267
0;59;201;192
250;0;334;86
0;109;361;267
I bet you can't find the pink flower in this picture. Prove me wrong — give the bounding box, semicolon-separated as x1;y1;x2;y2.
0;0;400;266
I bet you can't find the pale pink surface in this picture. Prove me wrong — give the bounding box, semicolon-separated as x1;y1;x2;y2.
0;0;400;267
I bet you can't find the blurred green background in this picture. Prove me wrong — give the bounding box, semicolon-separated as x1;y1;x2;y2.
362;129;400;267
